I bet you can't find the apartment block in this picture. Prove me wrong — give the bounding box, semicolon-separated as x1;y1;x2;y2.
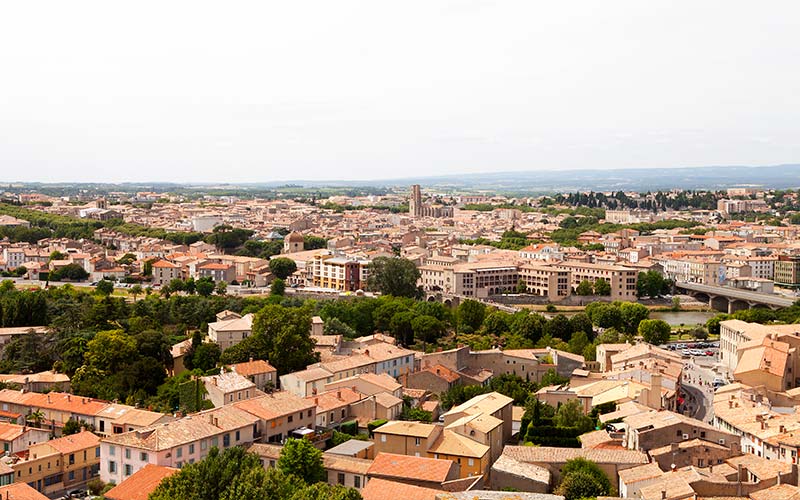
554;261;638;300
518;263;570;301
100;405;259;484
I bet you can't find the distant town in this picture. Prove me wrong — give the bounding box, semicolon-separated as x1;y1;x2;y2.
0;181;799;500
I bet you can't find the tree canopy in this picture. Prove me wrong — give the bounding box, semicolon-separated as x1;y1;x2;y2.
366;257;421;298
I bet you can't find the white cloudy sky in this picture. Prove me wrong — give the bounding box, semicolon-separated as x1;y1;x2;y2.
1;1;799;183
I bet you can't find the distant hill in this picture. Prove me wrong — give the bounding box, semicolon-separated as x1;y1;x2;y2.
259;164;800;192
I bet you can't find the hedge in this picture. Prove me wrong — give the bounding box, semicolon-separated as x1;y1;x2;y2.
367;419;388;435
339;420;358;436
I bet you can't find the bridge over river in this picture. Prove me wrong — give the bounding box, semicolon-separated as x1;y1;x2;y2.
675;281;795;313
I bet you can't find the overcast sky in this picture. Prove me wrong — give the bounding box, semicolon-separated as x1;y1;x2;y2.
1;1;799;183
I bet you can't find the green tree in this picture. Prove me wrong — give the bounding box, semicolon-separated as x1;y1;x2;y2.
543;314;572;341
557;470;610;500
95;279;114;296
481;310;511;336
568;313;593;339
389;311;415;346
192;343;221;372
637;270;671;298
560;457;612;494
277;438;325;484
269;257;298;280
516;279;527;294
366;257;420;298
575;280;594;296
554;399;594;433
594;278;611;296
129;284;143;302
51;263;89;281
586;302;623;329
215;281;228;295
271;278;286;296
706;314;728;336
638;319;672;345
457;299;486;333
411;315;445;344
619;302;649;334
196;277;215;296
510;312;546;343
62;418;83;435
220;304;318;374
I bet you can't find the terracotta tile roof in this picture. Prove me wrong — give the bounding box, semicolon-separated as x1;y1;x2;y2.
45;430;100;455
0;483;50;500
373;421;438;439
422;364;460;383
231;359;277;377
305;387;364;412
503;445;648;465
750;483;800;500
104;464;179;500
361;478;440;500
0;422;28;442
0;389;108;416
428;430;489;458
234;391;315;421
368;452;455;483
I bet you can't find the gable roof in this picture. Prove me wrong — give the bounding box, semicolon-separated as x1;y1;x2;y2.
104;464;179;500
368;452;456;484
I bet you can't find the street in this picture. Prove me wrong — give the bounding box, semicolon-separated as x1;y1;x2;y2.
679;353;718;424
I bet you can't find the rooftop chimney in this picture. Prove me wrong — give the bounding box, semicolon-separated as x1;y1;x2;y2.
337;390;342;399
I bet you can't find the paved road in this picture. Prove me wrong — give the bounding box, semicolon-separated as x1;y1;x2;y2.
680;355;718;424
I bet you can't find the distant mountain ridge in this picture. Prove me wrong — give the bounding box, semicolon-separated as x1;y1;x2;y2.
257;163;800;192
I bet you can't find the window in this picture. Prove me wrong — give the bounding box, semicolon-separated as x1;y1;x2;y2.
125;449;131;459
69;454;75;465
288;415;293;423
211;437;218;448
189;444;195;454
201;440;207;451
68;470;74;481
380;435;386;443
124;464;133;476
109;461;117;473
109;446;115;457
354;476;361;488
468;458;474;466
235;431;240;441
414;437;421;446
140;452;148;462
176;447;183;458
223;434;231;447
176;461;182;469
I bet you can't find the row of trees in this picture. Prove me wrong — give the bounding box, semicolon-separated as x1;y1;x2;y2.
150;441;361;500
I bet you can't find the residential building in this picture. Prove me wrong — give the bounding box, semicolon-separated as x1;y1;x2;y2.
150;259;182;286
100;405;258;483
197;263;236;283
373;421;442;458
201;371;258;407
775;255;800;287
310;253;370;292
3;431;101;497
367;452;460;489
104;464;179;500
555;261;638;300
0;422;50;454
518;264;571;301
249;443;372;490
207;312;253;350
232;391;316;444
230;359;277;391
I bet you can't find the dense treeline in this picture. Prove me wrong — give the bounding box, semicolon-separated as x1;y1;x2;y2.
554;189;721;211
0;203;328;253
